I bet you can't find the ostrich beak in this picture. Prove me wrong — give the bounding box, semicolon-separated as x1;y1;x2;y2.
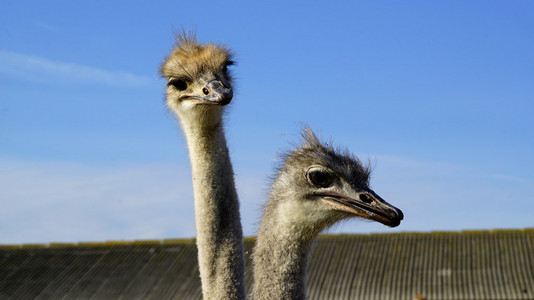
320;189;404;227
201;80;233;106
179;79;233;106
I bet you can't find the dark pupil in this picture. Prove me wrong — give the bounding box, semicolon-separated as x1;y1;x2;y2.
171;79;187;91
310;171;332;187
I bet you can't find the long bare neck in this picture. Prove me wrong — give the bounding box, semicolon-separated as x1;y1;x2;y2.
252;207;316;300
181;118;246;300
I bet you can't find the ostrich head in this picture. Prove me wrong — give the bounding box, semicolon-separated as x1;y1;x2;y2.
266;128;403;236
160;32;234;127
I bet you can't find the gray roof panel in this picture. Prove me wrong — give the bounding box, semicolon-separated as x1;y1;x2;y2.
1;230;533;300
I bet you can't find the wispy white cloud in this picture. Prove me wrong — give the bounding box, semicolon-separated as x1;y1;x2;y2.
0;158;268;245
0;159;196;244
0;50;154;88
1;154;532;245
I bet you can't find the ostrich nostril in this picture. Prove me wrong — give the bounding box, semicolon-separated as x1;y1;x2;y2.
202;87;210;95
360;194;372;204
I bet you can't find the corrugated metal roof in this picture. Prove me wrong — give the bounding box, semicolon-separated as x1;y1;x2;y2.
1;230;533;299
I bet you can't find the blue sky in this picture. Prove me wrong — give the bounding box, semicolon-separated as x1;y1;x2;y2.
1;1;533;244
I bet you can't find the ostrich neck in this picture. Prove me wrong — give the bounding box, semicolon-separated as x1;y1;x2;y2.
252;211;316;300
182;120;246;300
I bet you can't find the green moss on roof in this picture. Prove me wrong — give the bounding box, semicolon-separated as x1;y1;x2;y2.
48;243;77;248
2;229;533;248
162;238;196;244
20;243;48;248
0;245;22;249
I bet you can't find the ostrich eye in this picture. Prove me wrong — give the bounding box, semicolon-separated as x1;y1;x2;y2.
169;79;188;91
307;169;334;188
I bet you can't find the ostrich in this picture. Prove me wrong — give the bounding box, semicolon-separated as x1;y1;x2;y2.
160;32;246;300
252;128;404;299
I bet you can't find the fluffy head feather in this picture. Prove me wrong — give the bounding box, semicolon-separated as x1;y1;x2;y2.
160;31;234;83
275;127;371;192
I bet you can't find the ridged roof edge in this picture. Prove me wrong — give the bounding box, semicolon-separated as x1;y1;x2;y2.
0;238;197;249
1;228;532;249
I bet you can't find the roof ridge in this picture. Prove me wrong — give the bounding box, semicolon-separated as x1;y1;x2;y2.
1;229;532;248
0;238;197;249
